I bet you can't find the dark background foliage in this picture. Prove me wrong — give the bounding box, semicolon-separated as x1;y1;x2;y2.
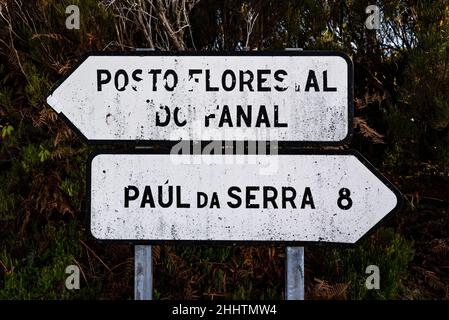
0;0;448;299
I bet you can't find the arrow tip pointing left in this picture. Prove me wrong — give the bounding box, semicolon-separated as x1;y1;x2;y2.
46;55;96;141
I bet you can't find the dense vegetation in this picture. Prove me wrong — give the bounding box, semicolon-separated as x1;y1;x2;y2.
0;0;448;299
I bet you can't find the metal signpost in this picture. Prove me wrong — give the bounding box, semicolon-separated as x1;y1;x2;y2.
47;51;401;301
134;244;152;300
284;47;305;301
133;48;154;301
286;246;304;300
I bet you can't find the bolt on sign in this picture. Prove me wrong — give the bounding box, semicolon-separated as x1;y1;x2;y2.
46;52;353;145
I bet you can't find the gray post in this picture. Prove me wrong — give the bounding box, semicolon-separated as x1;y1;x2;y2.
285;47;305;300
285;246;304;300
134;245;153;300
133;47;155;301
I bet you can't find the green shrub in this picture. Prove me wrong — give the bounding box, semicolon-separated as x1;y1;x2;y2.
317;228;414;299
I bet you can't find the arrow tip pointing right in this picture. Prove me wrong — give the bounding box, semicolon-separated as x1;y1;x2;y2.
350;150;403;244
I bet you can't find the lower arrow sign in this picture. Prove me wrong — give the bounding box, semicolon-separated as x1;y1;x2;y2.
87;150;401;244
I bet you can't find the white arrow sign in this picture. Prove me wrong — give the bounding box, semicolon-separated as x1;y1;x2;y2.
88;151;400;244
47;52;352;144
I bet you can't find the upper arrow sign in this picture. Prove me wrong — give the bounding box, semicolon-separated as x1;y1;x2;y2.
47;51;353;145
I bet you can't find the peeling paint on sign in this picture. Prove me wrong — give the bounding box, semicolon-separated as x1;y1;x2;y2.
88;151;400;244
46;52;353;144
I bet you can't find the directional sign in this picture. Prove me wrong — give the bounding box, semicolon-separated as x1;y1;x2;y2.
47;52;353;144
88;151;400;244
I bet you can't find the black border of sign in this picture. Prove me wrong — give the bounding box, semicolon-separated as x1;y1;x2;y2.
47;50;354;148
85;149;402;246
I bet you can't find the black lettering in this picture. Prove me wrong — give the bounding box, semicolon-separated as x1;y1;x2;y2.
124;185;139;208
239;70;254;91
255;105;270;127
132;69;143;83
210;192;220;208
173;107;186;127
148;69;162;91
337;188;352;210
140;186;155;208
282;187;297;209
188;69;202;82
263;186;278;209
204;113;215;127
227;187;242;208
97;69;111;91
323;70;337;91
274;70;288;91
305;70;320;91
164;70;178;91
257;69;271;91
156;106;170;126
176;186;190;208
218;105;233;127
114;69;129;91
246;186;259;208
274;105;288;127
222;70;236;91
236;105;251;127
158;185;173;208
197;192;208;208
205;69;219;91
301;187;315;209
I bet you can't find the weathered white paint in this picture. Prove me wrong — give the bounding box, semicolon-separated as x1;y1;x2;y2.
89;152;399;243
47;54;351;142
